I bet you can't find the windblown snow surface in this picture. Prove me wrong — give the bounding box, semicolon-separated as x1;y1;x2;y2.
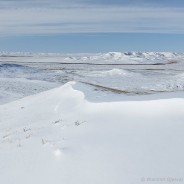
0;52;184;184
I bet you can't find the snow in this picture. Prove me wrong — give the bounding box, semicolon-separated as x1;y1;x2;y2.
0;52;184;183
0;81;184;184
85;68;133;77
1;52;184;105
1;51;184;64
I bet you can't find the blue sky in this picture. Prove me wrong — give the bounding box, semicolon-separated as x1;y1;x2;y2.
0;0;184;53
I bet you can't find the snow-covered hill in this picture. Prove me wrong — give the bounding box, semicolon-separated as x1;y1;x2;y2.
0;82;184;184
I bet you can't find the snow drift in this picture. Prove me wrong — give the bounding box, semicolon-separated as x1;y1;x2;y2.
0;81;184;184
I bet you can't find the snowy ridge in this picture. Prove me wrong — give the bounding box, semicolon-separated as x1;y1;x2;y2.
0;81;184;184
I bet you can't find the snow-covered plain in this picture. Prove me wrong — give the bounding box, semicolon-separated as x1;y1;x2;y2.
1;52;184;104
0;52;184;183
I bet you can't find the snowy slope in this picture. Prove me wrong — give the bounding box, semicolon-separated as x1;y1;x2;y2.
0;82;184;184
0;63;65;104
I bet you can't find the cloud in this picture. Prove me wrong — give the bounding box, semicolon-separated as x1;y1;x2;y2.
0;0;184;36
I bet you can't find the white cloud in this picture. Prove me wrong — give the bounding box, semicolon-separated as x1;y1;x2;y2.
0;1;184;36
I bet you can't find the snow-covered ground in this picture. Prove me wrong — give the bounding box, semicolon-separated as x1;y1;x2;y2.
0;82;184;184
0;52;184;183
1;52;184;104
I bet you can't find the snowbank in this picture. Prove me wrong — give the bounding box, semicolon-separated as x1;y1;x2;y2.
0;82;184;184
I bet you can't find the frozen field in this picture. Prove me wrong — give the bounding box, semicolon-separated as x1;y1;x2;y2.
1;52;184;104
0;52;184;184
